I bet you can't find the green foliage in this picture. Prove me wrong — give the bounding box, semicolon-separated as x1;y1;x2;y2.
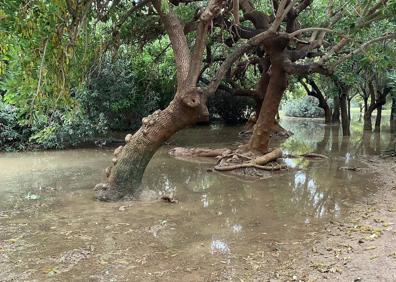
78;50;175;130
0;0;97;117
283;96;324;118
0;0;395;151
0;99;26;150
29;109;108;149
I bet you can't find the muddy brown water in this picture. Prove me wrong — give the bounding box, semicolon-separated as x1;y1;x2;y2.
0;117;394;281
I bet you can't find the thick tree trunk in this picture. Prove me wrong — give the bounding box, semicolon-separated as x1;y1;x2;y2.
340;91;350;136
323;104;332;124
364;82;376;131
363;109;373;131
363;97;368;113
95;94;206;201
332;95;340;123
374;106;382;132
248;45;288;153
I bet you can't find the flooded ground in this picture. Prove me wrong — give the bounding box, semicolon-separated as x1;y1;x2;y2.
0;117;394;281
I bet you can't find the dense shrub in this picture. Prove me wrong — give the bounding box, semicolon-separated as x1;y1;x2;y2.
0;99;107;150
78;55;175;130
29;109;108;149
208;90;255;123
0;100;25;150
0;51;175;150
282;96;324;118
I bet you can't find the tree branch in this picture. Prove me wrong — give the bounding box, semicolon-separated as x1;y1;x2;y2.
153;0;191;89
186;0;225;86
333;33;396;66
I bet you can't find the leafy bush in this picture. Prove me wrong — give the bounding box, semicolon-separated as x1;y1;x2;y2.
282;96;324;118
0;99;107;150
77;54;174;130
0;100;25;150
29;109;108;149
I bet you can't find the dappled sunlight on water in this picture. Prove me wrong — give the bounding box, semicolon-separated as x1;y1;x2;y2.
0;116;394;281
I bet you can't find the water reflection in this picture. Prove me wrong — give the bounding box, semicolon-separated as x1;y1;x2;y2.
231;224;242;234
294;171;306;188
211;239;230;255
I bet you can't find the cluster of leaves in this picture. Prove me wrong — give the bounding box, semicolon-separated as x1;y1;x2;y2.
79;47;175;130
0;99;27;150
29;109;108;149
282;96;324;118
0;1;177;149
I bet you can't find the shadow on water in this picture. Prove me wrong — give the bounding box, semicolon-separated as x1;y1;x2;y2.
0;115;393;281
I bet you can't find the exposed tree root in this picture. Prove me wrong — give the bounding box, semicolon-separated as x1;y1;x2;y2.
169;147;232;157
214;148;285;172
214;163;286;171
169;146;290;174
300;152;329;159
168;146;329;175
284;152;329;159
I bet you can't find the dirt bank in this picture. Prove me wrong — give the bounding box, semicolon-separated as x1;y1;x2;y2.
275;156;396;281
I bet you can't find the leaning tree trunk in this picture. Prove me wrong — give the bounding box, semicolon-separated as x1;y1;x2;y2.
95;93;206;201
248;46;288;153
340;91;350;136
302;79;332;124
332;95;340;123
374;106;382;132
312;90;331;124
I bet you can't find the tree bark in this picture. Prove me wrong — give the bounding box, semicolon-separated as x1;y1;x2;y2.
301;79;332;124
347;98;351;121
95;93;207;201
332;94;340;123
94;0;225;201
363;109;373;131
374;106;382;132
340;89;350;136
248;39;288;153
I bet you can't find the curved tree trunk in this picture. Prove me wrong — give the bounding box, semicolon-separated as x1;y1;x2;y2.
95;96;206;201
309;79;331;124
301;79;332;124
94;0;227;201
